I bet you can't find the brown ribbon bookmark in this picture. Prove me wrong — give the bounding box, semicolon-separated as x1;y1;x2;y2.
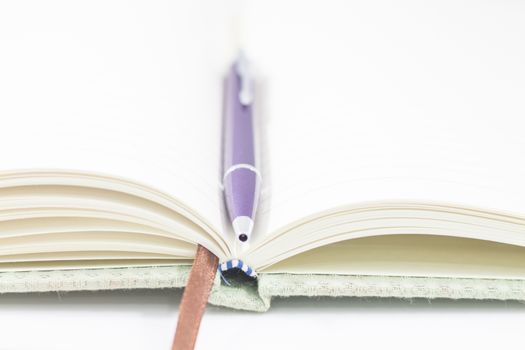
172;245;218;350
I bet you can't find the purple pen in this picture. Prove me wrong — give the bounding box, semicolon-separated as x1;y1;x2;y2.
222;54;260;250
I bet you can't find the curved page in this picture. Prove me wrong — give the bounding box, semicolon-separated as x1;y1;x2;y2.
242;0;525;238
0;0;240;234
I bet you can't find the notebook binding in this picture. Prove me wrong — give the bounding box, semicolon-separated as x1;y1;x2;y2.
219;259;257;278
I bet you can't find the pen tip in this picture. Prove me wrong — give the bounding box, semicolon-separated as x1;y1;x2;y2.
232;216;254;243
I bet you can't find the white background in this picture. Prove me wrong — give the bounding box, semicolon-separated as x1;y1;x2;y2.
0;289;524;349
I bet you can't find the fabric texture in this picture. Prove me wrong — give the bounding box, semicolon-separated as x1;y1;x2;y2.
1;266;525;312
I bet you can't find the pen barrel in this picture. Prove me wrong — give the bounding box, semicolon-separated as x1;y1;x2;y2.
222;63;259;223
223;65;256;170
223;169;260;219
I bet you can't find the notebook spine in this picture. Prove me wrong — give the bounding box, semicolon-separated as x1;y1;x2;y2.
219;259;257;278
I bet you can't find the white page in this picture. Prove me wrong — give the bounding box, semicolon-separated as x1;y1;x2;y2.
242;0;525;235
0;0;238;230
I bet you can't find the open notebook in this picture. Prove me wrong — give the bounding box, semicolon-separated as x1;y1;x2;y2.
1;0;525;310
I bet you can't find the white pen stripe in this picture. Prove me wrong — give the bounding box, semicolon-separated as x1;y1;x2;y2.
223;163;262;182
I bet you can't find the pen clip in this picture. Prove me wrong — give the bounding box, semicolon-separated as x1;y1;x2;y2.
236;53;253;106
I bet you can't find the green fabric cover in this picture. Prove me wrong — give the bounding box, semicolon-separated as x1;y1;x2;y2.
1;266;525;312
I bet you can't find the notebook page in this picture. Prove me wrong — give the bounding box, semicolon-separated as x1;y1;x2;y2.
242;0;525;236
0;0;237;231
